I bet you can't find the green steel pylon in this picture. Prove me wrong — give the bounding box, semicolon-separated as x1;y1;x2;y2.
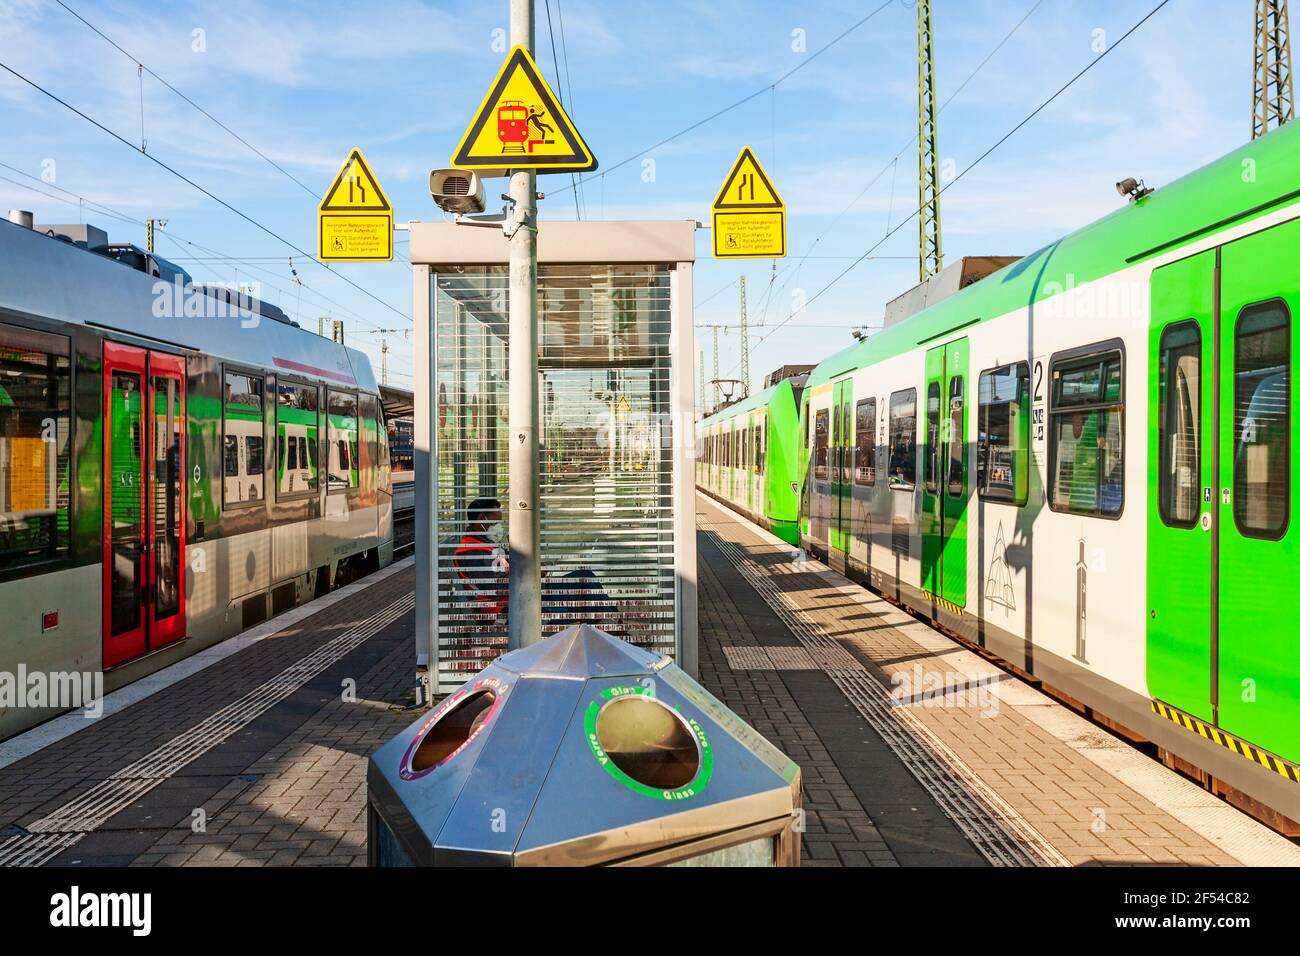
917;0;943;283
712;326;721;413
1255;0;1295;139
739;275;750;399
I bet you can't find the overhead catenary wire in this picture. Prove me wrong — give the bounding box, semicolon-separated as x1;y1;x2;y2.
548;0;896;198
52;0;319;200
0;58;410;324
544;0;581;220
725;0;1172;379
718;0;1050;332
554;0;586;219
0;160;401;341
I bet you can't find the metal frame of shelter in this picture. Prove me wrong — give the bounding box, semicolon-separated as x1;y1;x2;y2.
410;220;698;694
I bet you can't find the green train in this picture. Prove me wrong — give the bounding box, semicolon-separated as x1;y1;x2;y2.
696;373;806;544
0;214;395;741
698;121;1300;830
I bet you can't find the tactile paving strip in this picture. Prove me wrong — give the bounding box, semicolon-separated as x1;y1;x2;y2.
0;593;413;867
710;533;1069;868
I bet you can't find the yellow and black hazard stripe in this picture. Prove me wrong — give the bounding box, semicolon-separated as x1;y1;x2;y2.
923;591;965;617
1151;700;1300;783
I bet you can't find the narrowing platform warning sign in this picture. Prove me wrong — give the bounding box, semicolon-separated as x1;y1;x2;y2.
711;147;785;259
318;148;392;262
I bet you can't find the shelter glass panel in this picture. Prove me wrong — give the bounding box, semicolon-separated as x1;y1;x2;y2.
431;265;677;691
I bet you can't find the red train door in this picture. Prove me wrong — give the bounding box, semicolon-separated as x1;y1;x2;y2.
103;343;186;668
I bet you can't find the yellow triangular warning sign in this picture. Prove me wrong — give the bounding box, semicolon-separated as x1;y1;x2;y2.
451;46;596;175
712;147;783;210
320;148;391;212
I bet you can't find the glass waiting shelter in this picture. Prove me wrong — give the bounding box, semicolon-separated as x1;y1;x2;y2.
409;220;698;695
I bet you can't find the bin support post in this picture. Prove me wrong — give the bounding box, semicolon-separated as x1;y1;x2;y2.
507;0;542;650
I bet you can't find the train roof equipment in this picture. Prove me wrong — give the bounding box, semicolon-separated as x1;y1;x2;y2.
804;120;1300;395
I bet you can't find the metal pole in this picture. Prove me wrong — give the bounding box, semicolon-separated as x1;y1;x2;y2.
381;338;388;386
507;0;542;651
413;265;436;701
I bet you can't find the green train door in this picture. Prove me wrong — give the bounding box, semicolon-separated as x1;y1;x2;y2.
1219;222;1298;757
921;339;969;607
728;422;736;501
830;379;853;561
745;413;756;513
103;343;187;669
1148;220;1299;761
741;414;752;512
1147;251;1214;722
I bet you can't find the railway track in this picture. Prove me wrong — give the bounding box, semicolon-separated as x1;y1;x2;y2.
393;507;415;559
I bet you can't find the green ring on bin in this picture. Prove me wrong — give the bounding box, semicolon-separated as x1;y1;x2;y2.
584;685;713;800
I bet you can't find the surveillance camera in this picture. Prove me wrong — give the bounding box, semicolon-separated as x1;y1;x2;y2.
429;168;486;215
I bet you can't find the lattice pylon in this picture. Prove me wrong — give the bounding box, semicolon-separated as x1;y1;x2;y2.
739;275;750;399
712;326;721;413
1254;0;1295;139
917;0;943;283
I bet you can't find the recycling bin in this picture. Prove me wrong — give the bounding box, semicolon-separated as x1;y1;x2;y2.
367;623;802;866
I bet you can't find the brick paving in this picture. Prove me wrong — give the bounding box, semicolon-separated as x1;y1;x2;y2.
1;498;1294;866
0;565;416;867
695;494;1260;867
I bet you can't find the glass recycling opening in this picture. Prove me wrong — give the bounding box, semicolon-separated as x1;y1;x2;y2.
596;696;700;789
410;690;496;772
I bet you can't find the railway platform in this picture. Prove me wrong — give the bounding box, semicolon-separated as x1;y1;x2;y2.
695;493;1300;867
0;500;1297;867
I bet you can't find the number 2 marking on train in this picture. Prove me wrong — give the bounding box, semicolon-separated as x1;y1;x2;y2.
1032;360;1045;441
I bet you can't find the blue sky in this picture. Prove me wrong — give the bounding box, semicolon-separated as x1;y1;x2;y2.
0;0;1257;394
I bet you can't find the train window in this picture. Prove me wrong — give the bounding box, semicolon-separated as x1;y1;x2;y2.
327;390;359;491
854;399;876;486
222;370;264;507
1158;323;1201;528
377;407;391;492
832;402;841;474
813;409;830;480
977;362;1029;505
888;389;917;488
924;382;941;493
276;380;319;499
1233;301;1290;538
841;403;852;484
0;322;71;573
1048;346;1124;517
756;421;765;475
947;376;965;496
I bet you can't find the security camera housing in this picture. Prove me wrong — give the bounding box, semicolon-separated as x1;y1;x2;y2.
429;169;487;215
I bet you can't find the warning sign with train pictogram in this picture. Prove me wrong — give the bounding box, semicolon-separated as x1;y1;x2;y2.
318;147;393;262
451;45;596;175
711;146;786;259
